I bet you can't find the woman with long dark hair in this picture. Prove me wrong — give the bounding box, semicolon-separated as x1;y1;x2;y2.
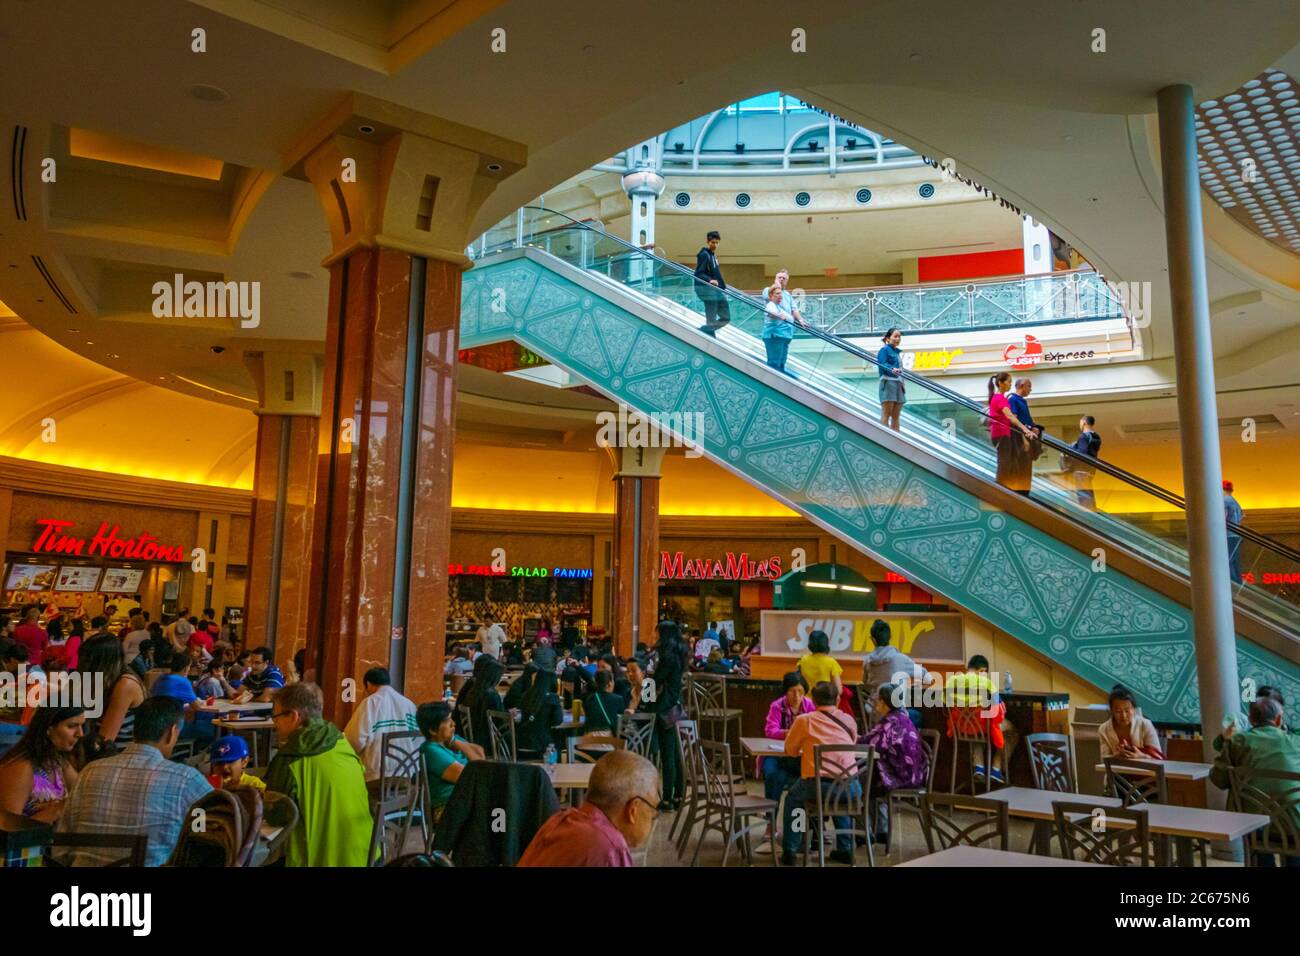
650;620;689;811
987;371;1035;493
0;705;85;821
456;653;504;746
77;633;144;759
517;670;564;758
878;327;906;430
503;661;538;711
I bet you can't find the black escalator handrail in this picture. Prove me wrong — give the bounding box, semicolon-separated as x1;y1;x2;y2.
509;207;1300;563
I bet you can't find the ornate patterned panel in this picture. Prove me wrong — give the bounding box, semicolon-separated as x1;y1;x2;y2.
459;254;1300;724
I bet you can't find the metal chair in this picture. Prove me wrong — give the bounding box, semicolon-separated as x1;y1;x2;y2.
1026;732;1077;854
1052;800;1152;866
258;791;300;866
670;720;701;854
1103;757;1167;806
948;707;1004;794
919;792;1010;852
456;704;475;744
685;674;744;777
48;832;148;867
617;712;656;758
802;744;877;867
689;739;778;867
567;733;624;763
887;727;940;859
486;709;516;761
1229;766;1300;867
367;730;426;866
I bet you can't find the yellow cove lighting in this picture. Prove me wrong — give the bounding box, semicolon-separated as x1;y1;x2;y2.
69;129;225;181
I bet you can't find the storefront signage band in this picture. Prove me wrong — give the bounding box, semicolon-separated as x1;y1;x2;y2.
447;564;592;579
760;610;964;663
32;519;186;563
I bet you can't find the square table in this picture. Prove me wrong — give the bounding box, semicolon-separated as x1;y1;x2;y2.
898;846;1106;867
1093;758;1213;782
740;736;785;757
196;699;273;716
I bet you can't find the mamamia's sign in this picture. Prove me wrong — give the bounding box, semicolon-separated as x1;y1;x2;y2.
760;610;965;663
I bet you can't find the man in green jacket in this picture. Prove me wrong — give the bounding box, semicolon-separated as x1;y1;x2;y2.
1211;695;1300;865
265;681;374;866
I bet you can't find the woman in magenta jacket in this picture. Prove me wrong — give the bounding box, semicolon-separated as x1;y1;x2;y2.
762;671;815;803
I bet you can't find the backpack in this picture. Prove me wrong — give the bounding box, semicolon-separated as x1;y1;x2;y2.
167;786;264;867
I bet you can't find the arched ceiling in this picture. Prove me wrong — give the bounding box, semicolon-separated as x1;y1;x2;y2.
2;0;1300;491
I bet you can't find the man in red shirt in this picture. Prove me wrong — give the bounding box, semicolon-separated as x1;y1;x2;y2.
518;750;660;867
13;606;48;664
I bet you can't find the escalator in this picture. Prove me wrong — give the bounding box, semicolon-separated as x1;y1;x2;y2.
461;208;1300;723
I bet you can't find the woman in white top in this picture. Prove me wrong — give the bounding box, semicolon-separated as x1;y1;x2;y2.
1098;685;1163;759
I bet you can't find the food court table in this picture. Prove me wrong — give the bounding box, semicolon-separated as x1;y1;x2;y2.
740;736;784;756
214;717;275;765
899;846;1106;867
546;763;594;789
196;700;273;716
1093;759;1213;782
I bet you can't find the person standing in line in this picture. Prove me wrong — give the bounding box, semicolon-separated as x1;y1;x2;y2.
693;230;730;336
1224;480;1245;585
1066;415;1103;510
987;372;1035;494
877;328;906;431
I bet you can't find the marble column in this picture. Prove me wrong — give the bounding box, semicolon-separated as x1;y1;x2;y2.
244;413;318;669
609;445;664;658
305;248;459;721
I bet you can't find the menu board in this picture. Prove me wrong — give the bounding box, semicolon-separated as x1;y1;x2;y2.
100;567;145;593
5;564;58;592
55;566;103;592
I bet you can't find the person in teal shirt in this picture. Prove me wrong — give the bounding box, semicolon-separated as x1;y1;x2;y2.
417;701;484;819
1211;694;1300;867
760;269;803;374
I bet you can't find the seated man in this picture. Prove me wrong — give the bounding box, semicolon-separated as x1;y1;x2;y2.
443;645;474;677
241;646;285;703
1211;695;1300;867
944;655;1015;783
518;750;660;866
780;680;861;866
343;667;419;784
264;682;373;866
56;697;211;866
150;647;214;744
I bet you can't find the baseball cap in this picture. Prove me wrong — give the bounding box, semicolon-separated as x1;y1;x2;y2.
209;736;249;764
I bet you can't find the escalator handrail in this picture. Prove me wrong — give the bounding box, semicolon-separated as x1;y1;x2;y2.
506;206;1300;564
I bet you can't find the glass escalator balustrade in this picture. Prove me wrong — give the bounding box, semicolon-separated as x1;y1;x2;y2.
477;207;1300;638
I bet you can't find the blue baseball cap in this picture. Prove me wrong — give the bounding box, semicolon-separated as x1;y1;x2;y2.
209;736;249;764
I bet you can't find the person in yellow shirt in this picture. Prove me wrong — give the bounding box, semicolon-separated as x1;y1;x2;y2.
797;630;843;702
208;736;266;791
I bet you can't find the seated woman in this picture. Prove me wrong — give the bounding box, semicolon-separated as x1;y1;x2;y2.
0;706;84;822
503;662;537;712
416;701;484;823
700;648;734;675
581;669;625;735
864;684;929;844
761;672;814;804
797;630;843;703
456;654;505;746
623;658;647;714
1099;685;1163;760
517;671;565;759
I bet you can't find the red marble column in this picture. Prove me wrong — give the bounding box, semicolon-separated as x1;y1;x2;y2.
611;475;660;658
244;413;318;670
305;248;457;722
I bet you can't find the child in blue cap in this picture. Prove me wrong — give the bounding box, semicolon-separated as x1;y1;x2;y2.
208;736;266;791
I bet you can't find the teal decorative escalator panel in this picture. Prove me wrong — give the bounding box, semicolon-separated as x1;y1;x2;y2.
460;253;1300;723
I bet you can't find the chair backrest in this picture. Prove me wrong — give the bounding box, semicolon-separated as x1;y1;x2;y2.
918;728;941;791
167;787;263;867
567;734;625;763
1026;733;1076;793
690;672;730;709
674;719;700;790
617;712;656;757
486;709;516;762
49;832;148;867
813;744;875;814
449;674;470;696
697;739;737;812
456;704;475;743
949;706;992;742
377;730;425;801
919;792;1009;852
1228;765;1300;860
259;791;300;865
1052;800;1151;866
1103;757;1167;806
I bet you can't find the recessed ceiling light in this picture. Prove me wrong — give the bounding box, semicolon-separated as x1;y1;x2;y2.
358;125;375;135
486;163;502;172
108;353;120;359
909;52;923;62
289;270;313;279
66;328;79;333
85;341;94;345
187;84;229;103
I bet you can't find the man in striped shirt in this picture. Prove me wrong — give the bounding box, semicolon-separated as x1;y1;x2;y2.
242;646;286;702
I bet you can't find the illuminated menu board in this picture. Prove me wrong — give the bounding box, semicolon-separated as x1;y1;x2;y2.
55;566;103;592
5;564;58;592
100;567;145;593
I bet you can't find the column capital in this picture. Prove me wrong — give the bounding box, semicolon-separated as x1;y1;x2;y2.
603;442;667;478
243;351;323;416
285;92;526;267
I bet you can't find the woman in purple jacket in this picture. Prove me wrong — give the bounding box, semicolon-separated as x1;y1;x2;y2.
762;671;815;803
864;683;928;844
